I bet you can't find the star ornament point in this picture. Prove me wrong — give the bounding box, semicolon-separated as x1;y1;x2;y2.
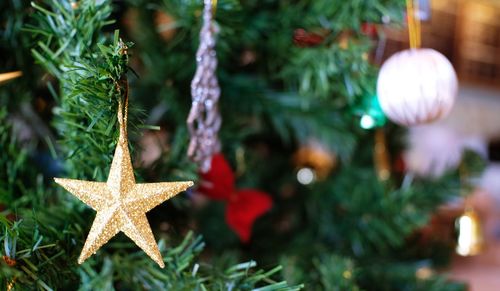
54;141;193;268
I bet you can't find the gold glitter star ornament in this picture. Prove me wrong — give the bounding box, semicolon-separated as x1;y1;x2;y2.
55;88;193;268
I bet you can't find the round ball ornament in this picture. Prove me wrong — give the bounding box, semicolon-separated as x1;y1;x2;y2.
293;142;337;184
377;48;458;126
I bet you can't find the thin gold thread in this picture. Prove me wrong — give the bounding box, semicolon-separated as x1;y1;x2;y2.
406;0;421;49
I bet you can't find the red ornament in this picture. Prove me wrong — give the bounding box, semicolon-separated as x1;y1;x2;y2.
361;23;378;37
199;154;273;242
293;29;325;47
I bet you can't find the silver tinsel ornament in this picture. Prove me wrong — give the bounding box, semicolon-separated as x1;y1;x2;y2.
187;0;221;172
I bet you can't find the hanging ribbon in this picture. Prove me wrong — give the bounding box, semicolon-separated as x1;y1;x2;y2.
374;129;391;181
406;0;421;49
116;78;129;145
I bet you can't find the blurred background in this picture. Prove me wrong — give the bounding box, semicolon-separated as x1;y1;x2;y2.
385;0;500;289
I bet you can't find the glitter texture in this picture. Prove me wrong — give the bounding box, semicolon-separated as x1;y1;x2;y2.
54;94;193;268
187;0;221;173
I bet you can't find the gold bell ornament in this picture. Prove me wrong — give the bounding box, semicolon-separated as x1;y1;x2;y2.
455;208;484;256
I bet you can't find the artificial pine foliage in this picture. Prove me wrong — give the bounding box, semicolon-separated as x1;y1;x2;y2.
0;0;482;289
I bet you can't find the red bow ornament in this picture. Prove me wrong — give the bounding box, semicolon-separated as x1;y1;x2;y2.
198;154;273;242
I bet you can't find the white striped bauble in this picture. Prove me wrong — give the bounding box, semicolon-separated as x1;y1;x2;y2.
377;48;458;126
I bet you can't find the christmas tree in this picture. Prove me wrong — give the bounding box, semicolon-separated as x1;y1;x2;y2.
1;0;480;289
